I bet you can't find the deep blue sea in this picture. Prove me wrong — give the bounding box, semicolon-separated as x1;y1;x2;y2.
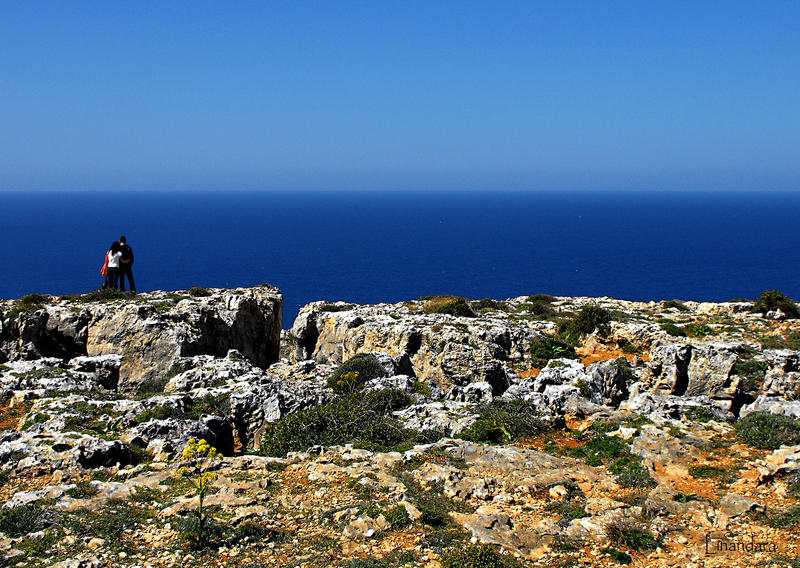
1;190;798;327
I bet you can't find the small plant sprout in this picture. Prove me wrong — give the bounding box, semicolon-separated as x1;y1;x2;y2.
178;438;223;548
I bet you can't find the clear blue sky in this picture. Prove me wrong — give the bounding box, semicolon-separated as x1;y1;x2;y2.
1;1;798;191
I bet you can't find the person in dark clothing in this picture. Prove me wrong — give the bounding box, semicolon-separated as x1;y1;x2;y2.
118;235;136;292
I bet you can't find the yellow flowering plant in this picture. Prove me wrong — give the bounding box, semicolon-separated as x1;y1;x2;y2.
177;438;223;548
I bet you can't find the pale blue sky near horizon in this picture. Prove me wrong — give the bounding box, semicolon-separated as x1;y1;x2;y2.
1;1;799;192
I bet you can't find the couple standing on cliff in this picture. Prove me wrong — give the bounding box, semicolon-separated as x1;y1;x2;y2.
101;236;136;292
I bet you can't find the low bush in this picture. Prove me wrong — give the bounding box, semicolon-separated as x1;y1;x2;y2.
529;336;578;367
684;407;716;423
66;481;100;499
605;519;658;550
423;296;475;317
257;389;429;457
474;298;507;312
736;411;800;450
569;433;656;488
662;299;688;312
440;543;521;568
0;504;48;537
461;399;551;444
602;547;633;564
734;359;769;391
562;305;613;343
383;504;411;529
188;287;212;297
684;322;716;338
660;322;686;337
688;464;728;479
753;290;800;319
516;294;555;317
327;354;387;394
751;505;800;529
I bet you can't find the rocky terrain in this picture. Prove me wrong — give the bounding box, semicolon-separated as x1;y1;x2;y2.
2;287;800;567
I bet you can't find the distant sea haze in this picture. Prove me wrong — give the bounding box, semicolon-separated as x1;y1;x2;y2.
1;190;798;328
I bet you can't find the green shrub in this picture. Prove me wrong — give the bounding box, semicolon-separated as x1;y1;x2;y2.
684;407;716;423
606;520;658;550
383;504;411;529
188;287;212;297
257;389;425;457
688;464;727;479
613;460;657;489
412;380;432;397
662;300;688;312
684;322;716;338
327;354;387;394
135;405;185;424
0;504;48;537
602;547;633;564
734;359;769;391
660;322;686;337
461;400;551;444
474;298;507;312
530;336;578;367
736;411;800;450
761;331;800;351
753;290;800;319
562;306;612;343
441;543;520;568
569;435;629;466
569;433;655;488
423;296;475;317
752;505;800;529
544;499;588;523
66;481;100;499
516;295;555;317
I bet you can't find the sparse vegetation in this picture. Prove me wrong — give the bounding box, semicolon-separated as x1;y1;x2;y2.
7;293;49;317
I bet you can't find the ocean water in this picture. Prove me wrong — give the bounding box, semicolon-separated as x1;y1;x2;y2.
1;190;799;327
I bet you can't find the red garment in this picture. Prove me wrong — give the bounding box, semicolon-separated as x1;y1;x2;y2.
100;251;109;276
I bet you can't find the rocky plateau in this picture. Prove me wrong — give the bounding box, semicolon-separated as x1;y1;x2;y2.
2;287;800;568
